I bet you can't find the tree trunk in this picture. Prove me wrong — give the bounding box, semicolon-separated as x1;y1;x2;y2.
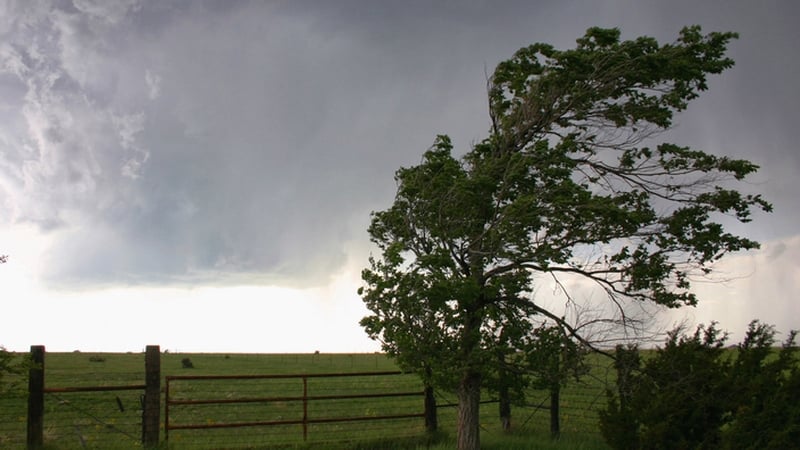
457;371;482;450
497;350;511;431
550;349;561;439
499;381;511;431
424;385;437;432
550;382;560;439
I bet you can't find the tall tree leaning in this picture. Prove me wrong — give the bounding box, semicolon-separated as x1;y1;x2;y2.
359;26;770;450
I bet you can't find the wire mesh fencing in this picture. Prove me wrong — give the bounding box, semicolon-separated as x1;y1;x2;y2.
430;360;613;440
51;352;148;449
3;350;617;449
0;388;27;448
39;389;145;449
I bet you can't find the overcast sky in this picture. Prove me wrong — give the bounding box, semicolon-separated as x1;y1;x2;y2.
1;1;798;353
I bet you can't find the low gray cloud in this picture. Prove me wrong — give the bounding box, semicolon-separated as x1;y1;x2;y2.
1;1;797;289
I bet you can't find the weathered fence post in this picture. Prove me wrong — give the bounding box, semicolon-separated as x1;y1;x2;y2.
424;385;437;432
27;345;45;449
302;376;309;441
142;345;160;448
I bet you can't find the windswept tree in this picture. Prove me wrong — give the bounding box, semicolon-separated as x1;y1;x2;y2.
359;26;770;450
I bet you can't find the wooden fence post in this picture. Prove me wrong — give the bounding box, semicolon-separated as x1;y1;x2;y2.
27;345;45;449
142;345;160;448
302;376;308;441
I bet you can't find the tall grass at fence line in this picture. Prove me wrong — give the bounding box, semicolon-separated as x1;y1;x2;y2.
0;351;615;449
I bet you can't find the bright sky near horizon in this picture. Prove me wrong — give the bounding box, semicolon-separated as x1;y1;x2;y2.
1;1;799;353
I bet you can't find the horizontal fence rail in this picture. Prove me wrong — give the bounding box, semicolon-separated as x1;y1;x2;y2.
43;384;146;393
165;370;430;446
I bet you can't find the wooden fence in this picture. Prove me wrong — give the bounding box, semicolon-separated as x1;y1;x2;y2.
18;347;608;449
23;346;436;449
25;345;161;449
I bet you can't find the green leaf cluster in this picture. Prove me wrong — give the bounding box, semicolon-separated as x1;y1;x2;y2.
0;346;28;396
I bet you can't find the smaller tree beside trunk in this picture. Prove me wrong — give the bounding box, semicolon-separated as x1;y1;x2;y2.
600;321;800;450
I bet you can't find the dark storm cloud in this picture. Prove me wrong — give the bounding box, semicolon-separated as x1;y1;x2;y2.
0;1;796;288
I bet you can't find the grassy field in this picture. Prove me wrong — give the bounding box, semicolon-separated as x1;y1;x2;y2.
0;351;612;449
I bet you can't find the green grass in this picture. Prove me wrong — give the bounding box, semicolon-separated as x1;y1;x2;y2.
0;351;613;449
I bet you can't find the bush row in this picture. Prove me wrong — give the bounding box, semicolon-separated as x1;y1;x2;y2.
600;321;800;450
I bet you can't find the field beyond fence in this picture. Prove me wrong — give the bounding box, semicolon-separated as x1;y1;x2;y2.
0;349;612;449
